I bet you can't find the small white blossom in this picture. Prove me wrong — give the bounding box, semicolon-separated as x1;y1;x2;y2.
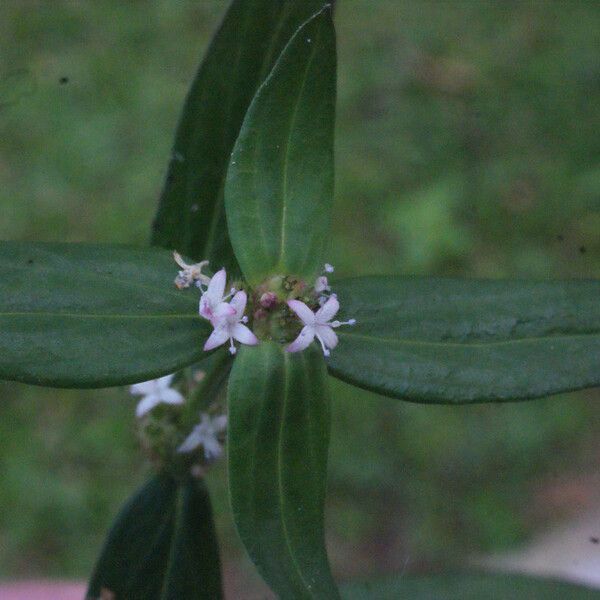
178;413;228;461
324;263;335;273
287;296;356;356
204;290;258;355
173;251;210;289
130;374;184;418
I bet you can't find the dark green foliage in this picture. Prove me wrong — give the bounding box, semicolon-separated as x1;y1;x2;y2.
87;475;223;599
151;0;330;275
329;276;600;402
225;7;336;283
0;242;207;388
228;343;339;599
2;1;600;598
342;572;598;599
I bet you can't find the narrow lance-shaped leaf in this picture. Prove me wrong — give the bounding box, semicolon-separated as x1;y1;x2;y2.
0;242;208;388
342;572;598;600
87;475;223;600
151;0;331;273
228;343;340;599
225;7;336;284
328;276;600;403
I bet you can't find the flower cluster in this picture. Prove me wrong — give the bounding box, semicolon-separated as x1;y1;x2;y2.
127;263;356;473
131;375;228;467
173;254;355;357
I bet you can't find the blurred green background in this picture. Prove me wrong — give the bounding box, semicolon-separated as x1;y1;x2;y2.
1;0;600;589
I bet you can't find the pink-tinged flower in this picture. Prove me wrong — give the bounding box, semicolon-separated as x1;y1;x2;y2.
199;268;233;322
177;413;228;461
286;296;356;356
203;291;258;355
130;374;184;417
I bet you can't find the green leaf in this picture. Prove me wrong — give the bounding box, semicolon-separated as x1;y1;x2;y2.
228;342;340;599
342;572;598;599
0;241;209;388
225;7;336;284
87;475;223;600
327;276;600;403
151;0;331;273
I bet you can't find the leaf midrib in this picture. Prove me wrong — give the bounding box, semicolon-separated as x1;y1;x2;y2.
278;21;320;270
279;350;316;597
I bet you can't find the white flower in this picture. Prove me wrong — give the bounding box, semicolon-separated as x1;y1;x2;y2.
178;413;228;461
130;374;184;418
173;251;210;289
324;263;335;273
204;290;259;355
286;296;356;356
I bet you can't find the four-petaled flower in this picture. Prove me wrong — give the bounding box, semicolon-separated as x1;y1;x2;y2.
203;290;258;355
130;374;184;417
178;413;228;461
286;295;356;356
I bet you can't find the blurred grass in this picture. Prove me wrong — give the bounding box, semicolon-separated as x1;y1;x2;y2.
1;0;600;582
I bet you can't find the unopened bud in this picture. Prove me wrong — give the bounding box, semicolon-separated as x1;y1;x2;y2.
260;291;278;308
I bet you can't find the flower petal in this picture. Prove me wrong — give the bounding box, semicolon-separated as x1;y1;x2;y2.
199;295;213;319
316;324;338;350
203;436;223;461
212;415;228;432
287;300;316;326
203;326;230;351
316;295;339;323
130;380;155;395
156;374;175;389
286;325;315;353
135;394;161;418
314;276;329;293
177;428;203;453
206;268;227;303
232;323;259;346
229;290;247;318
160;388;185;405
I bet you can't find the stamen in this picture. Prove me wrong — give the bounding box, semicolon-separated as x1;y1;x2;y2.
241;315;249;323
331;318;356;328
229;338;237;355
